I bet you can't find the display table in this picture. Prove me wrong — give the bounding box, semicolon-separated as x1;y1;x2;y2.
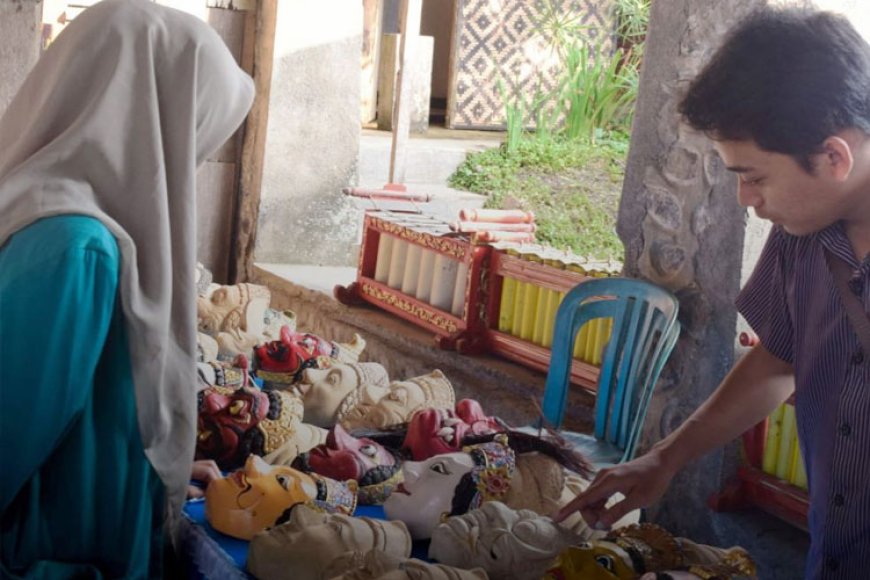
178;500;428;579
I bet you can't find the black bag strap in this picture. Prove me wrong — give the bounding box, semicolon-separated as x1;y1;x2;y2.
825;247;870;355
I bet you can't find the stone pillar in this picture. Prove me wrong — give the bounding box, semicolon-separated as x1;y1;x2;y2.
255;0;363;266
0;0;42;117
616;0;767;542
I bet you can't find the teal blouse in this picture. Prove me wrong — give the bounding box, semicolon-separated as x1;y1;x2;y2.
1;216;164;579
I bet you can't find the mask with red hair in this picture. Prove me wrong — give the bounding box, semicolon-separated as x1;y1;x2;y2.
294;423;403;505
403;399;504;461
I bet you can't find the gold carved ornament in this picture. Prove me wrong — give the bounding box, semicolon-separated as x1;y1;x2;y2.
360;282;459;334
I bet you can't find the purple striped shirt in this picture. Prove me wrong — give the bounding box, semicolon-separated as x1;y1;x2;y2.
737;222;870;579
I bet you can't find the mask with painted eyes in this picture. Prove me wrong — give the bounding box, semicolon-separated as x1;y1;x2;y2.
197;282;271;336
247;504;412;580
430;501;583;580
383;436;515;540
205;455;357;540
196;385;270;470
196;386;315;471
293;423;403;505
333;370;456;432
404;399;504;460
543;524;757;580
294;364;456;432
255;327;367;386
543;541;652;580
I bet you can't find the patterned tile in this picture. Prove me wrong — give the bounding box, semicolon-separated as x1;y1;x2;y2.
449;0;616;129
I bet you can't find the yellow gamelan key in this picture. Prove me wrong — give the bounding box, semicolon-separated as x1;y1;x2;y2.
762;404;785;476
498;276;516;333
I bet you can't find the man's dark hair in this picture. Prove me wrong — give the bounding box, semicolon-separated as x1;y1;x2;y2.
679;7;870;171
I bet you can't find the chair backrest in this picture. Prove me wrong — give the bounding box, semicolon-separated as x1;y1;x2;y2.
541;277;680;462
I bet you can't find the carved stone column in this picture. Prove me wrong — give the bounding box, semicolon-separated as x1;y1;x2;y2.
616;0;767;541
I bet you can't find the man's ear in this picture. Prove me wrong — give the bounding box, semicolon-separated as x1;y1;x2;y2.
819;135;855;182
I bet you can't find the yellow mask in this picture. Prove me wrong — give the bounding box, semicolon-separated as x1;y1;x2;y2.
205;455;317;540
543;542;637;580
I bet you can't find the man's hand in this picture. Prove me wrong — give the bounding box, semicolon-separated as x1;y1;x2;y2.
554;449;677;529
555;344;794;530
187;459;222;499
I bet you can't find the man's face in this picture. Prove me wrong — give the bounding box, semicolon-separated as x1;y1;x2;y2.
714;139;845;236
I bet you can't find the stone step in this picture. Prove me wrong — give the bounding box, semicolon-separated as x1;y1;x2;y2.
358;128;500;188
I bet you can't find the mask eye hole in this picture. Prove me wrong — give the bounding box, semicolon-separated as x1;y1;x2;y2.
430;461;450;475
594;555;615;572
276;474;292;491
327;371;340;386
359;444;377;458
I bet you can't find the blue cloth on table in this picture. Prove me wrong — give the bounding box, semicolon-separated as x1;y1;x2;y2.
181;500;430;577
1;216;164;579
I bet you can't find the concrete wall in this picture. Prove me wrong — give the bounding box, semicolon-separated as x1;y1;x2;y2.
0;0;42;117
254;0;363;266
811;0;870;39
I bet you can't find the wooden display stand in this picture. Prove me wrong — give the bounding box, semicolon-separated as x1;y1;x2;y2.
484;249;601;391
335;212;490;352
709;333;810;530
709;412;810;531
336;211;615;390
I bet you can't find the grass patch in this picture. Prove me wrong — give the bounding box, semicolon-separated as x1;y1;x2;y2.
449;134;628;260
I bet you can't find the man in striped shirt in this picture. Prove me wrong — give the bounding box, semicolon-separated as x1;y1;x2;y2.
556;7;870;578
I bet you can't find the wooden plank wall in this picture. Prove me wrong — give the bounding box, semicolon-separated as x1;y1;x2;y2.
198;0;274;284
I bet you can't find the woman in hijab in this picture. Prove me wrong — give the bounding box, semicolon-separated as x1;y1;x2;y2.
0;0;254;577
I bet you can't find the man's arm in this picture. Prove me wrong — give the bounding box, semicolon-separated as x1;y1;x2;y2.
555;342;795;528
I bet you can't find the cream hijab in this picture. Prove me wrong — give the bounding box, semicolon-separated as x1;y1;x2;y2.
0;0;254;510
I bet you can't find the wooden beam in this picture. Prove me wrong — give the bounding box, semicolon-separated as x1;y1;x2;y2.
361;0;384;123
388;0;423;185
228;0;277;283
207;0;256;10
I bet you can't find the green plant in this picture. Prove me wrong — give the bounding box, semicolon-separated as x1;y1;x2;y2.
534;0;588;61
497;78;526;154
499;2;645;144
560;41;639;141
614;0;651;48
449;136;629;260
461;1;649;260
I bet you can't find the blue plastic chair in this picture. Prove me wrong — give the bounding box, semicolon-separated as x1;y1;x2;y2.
533;277;680;468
